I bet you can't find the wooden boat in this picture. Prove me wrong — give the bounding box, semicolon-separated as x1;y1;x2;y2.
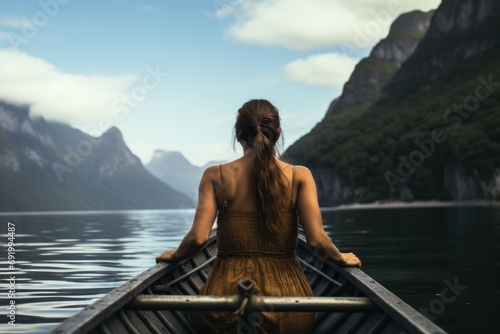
50;230;447;334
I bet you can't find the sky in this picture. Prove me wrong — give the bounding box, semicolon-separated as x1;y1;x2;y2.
0;0;441;166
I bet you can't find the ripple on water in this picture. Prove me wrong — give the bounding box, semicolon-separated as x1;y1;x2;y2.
2;207;498;334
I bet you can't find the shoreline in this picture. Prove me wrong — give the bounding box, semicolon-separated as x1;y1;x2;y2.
1;200;499;215
323;200;500;211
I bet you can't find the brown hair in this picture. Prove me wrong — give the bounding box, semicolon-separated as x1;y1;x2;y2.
235;99;286;233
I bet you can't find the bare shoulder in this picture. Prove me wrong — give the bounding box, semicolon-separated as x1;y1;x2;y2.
292;165;314;183
201;165;220;182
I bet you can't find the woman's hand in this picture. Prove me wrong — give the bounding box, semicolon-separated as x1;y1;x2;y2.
337;252;362;268
155;249;177;263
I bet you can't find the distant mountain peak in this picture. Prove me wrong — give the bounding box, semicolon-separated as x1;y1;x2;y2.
146;150;203;201
0;101;192;211
152;149;168;158
152;149;183;159
101;126;123;140
0;100;55;148
0;100;31;132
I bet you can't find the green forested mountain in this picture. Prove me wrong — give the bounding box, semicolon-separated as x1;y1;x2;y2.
285;0;500;205
286;10;434;165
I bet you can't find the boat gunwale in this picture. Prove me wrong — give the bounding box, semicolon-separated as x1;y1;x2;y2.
49;235;218;334
296;233;447;334
50;262;172;334
50;230;446;334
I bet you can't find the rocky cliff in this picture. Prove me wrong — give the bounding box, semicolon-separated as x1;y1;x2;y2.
0;101;193;211
285;1;500;205
327;10;434;116
286;10;434;163
386;0;500;93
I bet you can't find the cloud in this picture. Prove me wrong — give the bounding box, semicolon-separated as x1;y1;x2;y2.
0;17;30;43
217;0;441;50
0;49;136;124
0;32;12;41
0;17;26;28
283;53;358;88
140;4;155;12
213;0;244;19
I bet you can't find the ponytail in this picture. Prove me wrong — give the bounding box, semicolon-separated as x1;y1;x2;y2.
235;100;287;234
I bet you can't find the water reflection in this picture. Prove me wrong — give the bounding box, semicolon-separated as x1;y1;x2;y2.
321;206;500;333
0;209;195;334
0;206;498;333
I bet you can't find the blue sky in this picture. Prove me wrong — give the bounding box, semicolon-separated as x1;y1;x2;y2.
0;0;440;166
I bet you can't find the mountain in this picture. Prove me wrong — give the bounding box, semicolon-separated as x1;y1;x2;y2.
327;10;434;116
286;10;434;164
0;101;193;211
285;1;500;205
146;150;201;200
145;150;225;201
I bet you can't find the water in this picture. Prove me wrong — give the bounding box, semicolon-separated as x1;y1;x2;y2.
0;206;499;334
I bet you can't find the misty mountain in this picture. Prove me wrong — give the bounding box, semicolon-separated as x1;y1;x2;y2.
145;149;225;201
0;101;193;211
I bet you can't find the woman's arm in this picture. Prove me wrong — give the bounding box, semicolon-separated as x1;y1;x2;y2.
295;166;361;267
156;167;218;263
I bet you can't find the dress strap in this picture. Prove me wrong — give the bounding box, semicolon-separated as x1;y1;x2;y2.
290;165;296;207
219;164;228;210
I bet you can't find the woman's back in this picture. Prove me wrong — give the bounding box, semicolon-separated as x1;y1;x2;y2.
156;99;360;333
214;157;296;213
216;161;298;256
188;161;316;334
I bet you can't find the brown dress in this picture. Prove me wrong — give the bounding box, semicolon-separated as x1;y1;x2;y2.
188;166;315;334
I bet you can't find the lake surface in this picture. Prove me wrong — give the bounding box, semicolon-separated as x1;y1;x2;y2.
0;205;499;334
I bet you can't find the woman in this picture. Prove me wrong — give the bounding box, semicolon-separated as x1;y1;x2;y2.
156;99;361;333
